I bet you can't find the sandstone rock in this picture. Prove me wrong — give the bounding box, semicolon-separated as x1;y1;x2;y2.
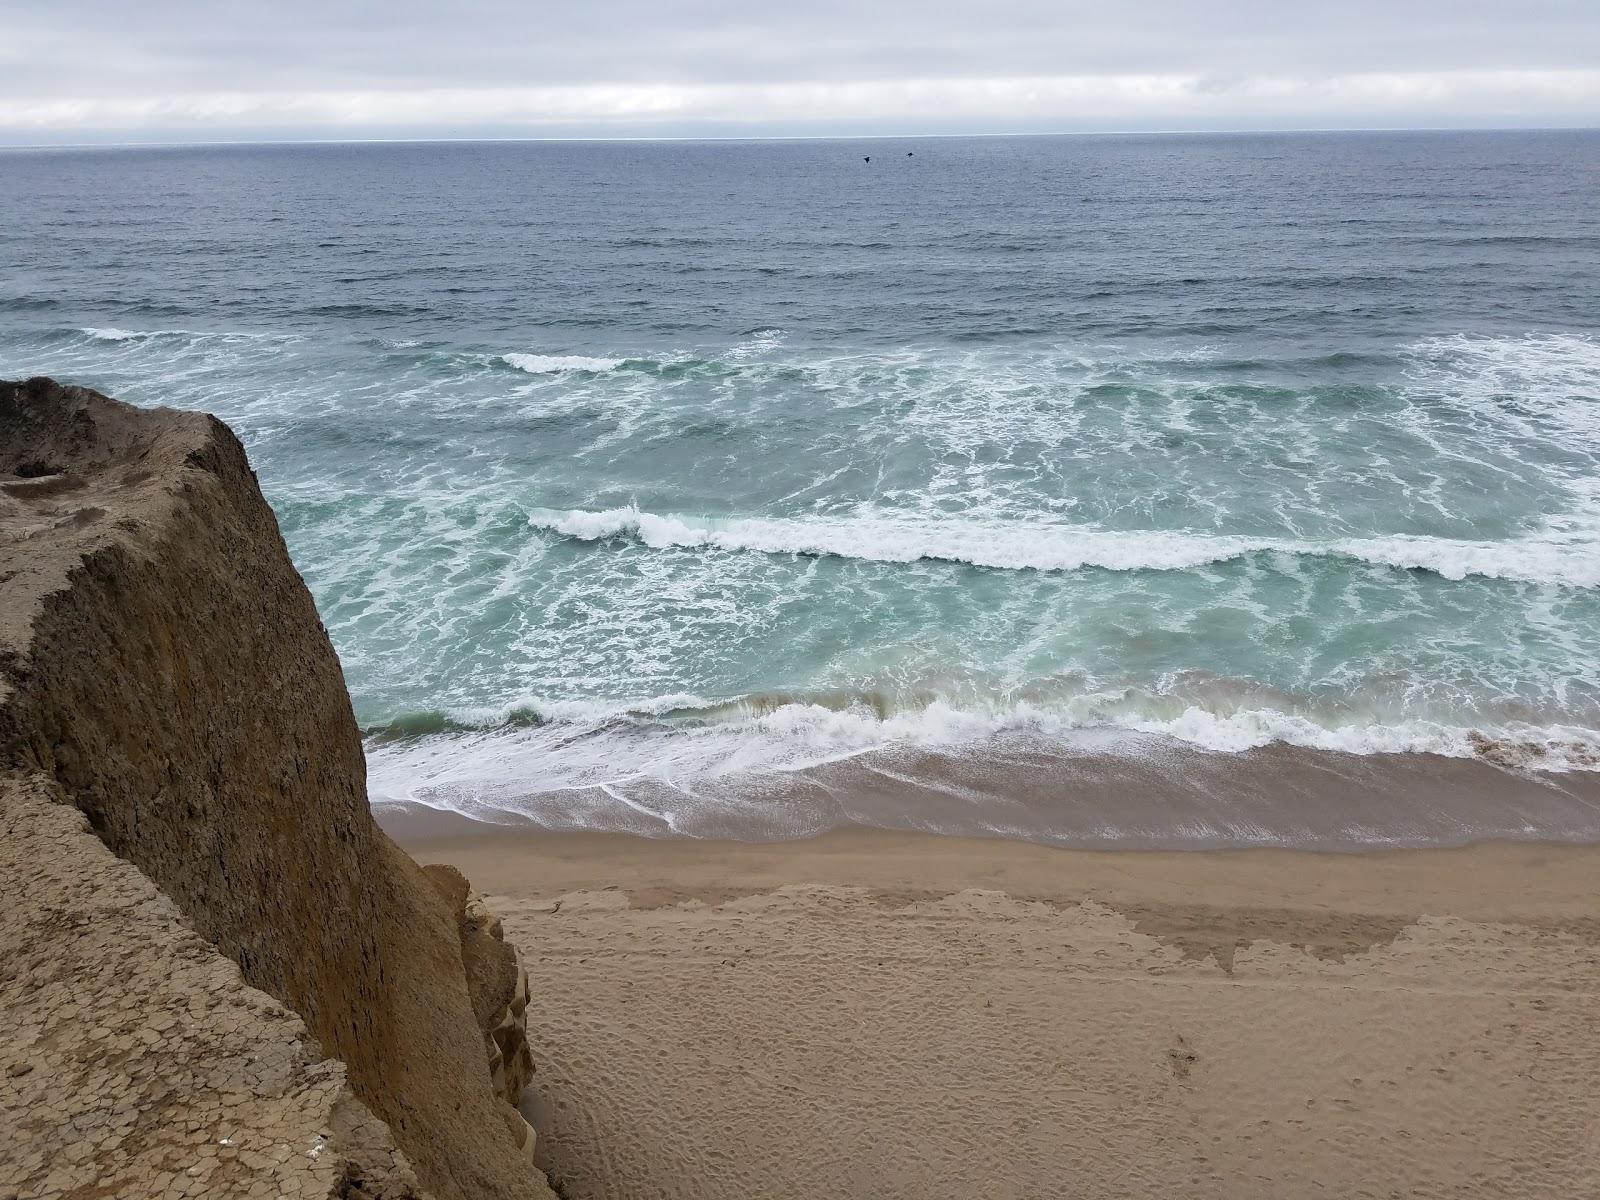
0;378;558;1200
423;865;537;1109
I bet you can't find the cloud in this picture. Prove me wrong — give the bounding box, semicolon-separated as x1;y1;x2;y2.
4;72;1599;139
2;1;1598;140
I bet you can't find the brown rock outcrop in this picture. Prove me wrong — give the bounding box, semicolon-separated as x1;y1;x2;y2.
0;378;557;1200
424;865;540;1160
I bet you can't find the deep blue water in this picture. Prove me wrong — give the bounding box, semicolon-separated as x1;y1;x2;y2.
3;131;1599;829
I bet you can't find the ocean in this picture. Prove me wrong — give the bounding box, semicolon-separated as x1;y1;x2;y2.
4;131;1599;844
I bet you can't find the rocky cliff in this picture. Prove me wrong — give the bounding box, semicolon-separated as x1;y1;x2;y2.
0;378;557;1200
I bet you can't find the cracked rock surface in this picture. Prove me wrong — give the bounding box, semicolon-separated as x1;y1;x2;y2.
0;775;426;1200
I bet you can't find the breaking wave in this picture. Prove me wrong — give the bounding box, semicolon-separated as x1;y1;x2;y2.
527;506;1600;588
500;352;627;374
362;684;1600;831
76;326;289;344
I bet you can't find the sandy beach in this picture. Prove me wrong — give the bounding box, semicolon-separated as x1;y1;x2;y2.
389;808;1600;1199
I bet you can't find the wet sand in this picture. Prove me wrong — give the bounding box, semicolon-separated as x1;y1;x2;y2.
375;736;1600;848
389;808;1600;1199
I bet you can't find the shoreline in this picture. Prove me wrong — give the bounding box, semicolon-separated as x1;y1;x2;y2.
386;811;1600;1199
359;589;1600;1194
372;734;1600;851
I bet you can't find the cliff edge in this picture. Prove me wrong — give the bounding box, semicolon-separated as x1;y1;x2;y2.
0;378;556;1200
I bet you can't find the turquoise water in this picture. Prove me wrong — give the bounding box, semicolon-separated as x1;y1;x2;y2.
3;133;1598;830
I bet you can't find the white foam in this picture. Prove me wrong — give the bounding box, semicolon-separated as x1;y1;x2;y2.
501;352;625;374
1406;333;1600;437
526;506;1600;587
726;328;786;360
78;326;284;342
364;688;1600;822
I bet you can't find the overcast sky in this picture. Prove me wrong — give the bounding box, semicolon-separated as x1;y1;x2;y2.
3;1;1598;143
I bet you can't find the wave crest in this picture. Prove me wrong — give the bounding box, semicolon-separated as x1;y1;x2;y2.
501;352;626;374
526;506;1600;587
76;326;287;344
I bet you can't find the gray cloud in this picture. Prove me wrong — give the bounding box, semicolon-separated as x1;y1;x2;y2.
2;1;1597;141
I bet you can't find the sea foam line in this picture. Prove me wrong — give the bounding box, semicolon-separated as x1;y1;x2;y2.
526;506;1600;587
363;693;1600;819
78;326;287;342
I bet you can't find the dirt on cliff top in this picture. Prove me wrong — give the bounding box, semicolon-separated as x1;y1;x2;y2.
0;377;208;683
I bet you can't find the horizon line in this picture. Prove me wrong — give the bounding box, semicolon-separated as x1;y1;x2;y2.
4;121;1599;153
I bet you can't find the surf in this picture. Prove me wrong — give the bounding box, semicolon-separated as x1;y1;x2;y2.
525;505;1600;588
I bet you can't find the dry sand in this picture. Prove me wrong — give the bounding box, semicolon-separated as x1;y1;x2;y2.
390;809;1600;1199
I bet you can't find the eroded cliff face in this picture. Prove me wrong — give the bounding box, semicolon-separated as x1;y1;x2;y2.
0;378;554;1200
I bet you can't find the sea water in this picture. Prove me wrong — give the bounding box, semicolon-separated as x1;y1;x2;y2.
3;132;1598;834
